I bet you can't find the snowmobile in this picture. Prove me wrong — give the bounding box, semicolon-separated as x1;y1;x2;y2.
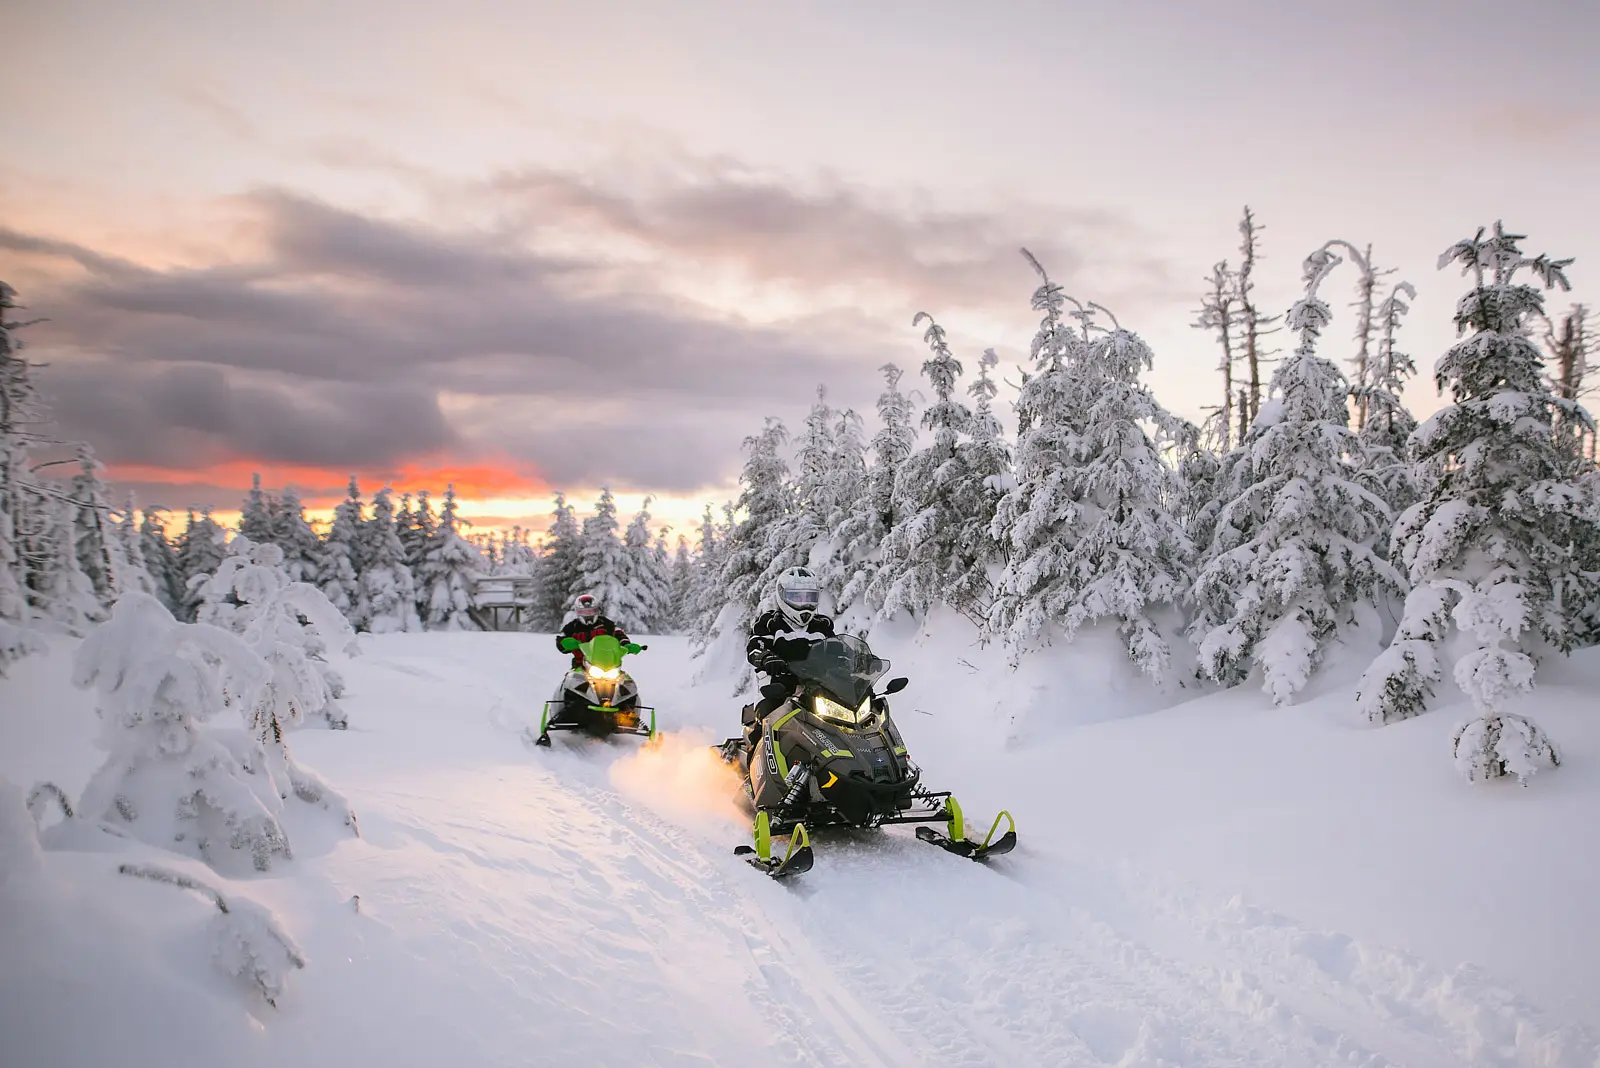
532;633;658;748
715;634;1016;879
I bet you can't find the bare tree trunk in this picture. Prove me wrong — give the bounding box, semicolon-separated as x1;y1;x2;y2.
1236;208;1277;425
1194;261;1237;450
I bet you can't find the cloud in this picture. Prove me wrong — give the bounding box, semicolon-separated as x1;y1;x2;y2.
7;162;1173;504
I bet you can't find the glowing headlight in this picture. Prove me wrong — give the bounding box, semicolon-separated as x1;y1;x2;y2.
586;665;620;680
813;694;872;726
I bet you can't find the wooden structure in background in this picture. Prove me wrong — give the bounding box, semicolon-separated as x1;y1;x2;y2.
469;575;537;631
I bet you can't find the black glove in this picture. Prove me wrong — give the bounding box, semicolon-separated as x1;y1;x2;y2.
761;657;791;680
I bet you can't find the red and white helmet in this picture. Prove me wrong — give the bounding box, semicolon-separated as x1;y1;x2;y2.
573;593;599;623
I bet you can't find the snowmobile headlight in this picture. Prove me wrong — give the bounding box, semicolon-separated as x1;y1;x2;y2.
813;694;872;727
586;665;620;680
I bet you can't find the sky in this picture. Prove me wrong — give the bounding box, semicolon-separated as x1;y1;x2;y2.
5;0;1599;539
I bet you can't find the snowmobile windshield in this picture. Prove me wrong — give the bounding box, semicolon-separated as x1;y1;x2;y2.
583;634;625;674
786;635;889;709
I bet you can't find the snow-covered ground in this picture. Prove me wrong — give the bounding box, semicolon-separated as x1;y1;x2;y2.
4;625;1598;1067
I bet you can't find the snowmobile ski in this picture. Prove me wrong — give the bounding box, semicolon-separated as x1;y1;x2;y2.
734;811;814;879
914;800;1016;862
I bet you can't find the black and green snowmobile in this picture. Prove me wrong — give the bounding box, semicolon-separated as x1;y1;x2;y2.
532;633;658;748
715;634;1016;878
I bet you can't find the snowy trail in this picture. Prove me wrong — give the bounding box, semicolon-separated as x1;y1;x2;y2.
285;633;1598;1068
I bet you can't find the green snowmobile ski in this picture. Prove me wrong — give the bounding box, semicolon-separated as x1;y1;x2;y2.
715;634;1016;878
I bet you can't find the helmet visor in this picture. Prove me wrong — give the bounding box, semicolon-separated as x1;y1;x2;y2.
779;588;821;610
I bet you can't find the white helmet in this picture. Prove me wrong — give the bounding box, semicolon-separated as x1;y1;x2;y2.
775;566;822;629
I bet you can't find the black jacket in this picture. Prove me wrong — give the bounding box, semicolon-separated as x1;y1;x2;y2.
558;614;629;657
746;610;835;675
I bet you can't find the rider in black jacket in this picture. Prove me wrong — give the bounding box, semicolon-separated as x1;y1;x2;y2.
745;567;833;725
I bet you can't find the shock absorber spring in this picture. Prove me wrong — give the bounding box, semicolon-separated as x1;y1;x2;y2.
781;763;810;807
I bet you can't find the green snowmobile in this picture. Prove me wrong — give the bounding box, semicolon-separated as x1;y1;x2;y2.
533;633;658;748
715;634;1016;878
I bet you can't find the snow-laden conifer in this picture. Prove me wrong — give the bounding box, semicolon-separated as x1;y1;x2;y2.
359;487;419;633
112;493;157;599
67;447;118;611
175;508;228;622
198;534;359;739
43;493;105;635
1047;313;1194;680
535;492;583;628
943;348;1011;625
239;473;276;544
988;251;1095;656
719;420;793;629
1356;280;1429;519
139;507;184;615
71;592;290;873
318;479;364;623
272;487;322;585
1357;223;1597;752
820;408;871;628
669;532;696;632
872;314;973;623
838;369;915;620
621;498;670;632
1190;246;1401;704
570;487;637;627
687;503;729;655
417;486;480;631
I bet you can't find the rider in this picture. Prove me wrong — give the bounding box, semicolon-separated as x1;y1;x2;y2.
745;567;835;728
557;593;630;670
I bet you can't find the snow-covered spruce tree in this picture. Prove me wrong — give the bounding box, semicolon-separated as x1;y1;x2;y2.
1356;225;1597;778
417;485;480;631
720;420;794;632
199;534;361;743
820;407;870;628
669;532;696;632
0;280;48;670
945;347;1012;625
759;389;845;621
407;490;438;621
570;487;638;627
318;478;365;627
1355;280;1428;520
873;314;974;622
42;493;105;635
139;507;183;615
687;503;729;655
271;487;322;585
239;473;276;545
175;508;227;623
1190;246;1401;704
112;493;157;598
838;369;916;620
621;497;670;632
988;250;1095;657
535;492;583;628
70;591;292;873
359;487;419;634
1044;312;1194;681
67;446;118;612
